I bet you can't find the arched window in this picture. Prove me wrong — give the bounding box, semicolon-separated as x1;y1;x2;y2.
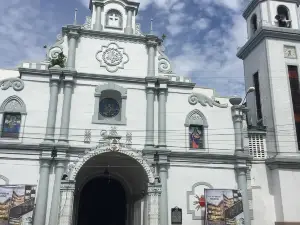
276;5;291;28
0;96;27;139
185;109;208;150
251;14;258;34
106;9;123;29
93;83;127;125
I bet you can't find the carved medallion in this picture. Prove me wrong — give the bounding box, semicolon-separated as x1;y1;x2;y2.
284;45;297;59
102;48;123;66
96;43;129;73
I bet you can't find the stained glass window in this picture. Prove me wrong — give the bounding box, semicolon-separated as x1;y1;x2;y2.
1;113;21;138
99;98;120;118
189;125;204;149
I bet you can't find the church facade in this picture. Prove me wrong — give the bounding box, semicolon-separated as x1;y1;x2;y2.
0;0;300;225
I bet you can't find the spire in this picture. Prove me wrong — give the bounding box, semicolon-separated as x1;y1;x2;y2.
150;18;153;34
74;8;78;25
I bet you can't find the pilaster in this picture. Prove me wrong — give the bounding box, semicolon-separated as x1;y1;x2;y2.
235;164;251;225
93;1;104;31
231;105;248;154
66;27;80;69
58;181;75;225
33;159;51;225
125;6;134;35
43;68;62;143
159;164;169;225
146;35;160;77
58;70;76;144
147;182;162;225
145;77;156;149
48;161;67;225
157;78;168;149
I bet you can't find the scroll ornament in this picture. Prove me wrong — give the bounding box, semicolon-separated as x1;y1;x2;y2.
158;45;173;74
0;78;24;91
47;34;65;62
188;93;228;108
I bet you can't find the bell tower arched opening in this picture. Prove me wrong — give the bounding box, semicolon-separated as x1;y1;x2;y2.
78;176;127;225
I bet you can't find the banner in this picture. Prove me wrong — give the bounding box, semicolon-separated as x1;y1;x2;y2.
0;185;36;225
204;189;245;225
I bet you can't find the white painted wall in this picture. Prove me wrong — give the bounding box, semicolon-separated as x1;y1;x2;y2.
266;39;300;154
74;37;150;77
167;164;237;225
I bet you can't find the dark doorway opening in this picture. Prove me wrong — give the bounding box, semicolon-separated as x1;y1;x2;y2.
77;177;127;225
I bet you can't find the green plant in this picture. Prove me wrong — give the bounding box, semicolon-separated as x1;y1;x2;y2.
50;52;66;68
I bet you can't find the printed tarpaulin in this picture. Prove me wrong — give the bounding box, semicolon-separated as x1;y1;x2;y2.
204;189;245;225
0;185;36;225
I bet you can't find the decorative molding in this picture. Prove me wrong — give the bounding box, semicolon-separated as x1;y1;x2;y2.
82;16;92;30
84;129;91;144
242;0;300;19
237;26;300;60
47;34;65;61
185;109;208;128
284;45;297;59
266;155;300;169
186;182;213;220
0;175;9;184
0;78;24;91
96;42;129;73
0;95;27;114
135;23;145;36
188;93;228;108
158;45;173;74
69;143;155;183
93;83;127;125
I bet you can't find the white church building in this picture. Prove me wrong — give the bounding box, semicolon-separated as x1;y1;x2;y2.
0;0;300;225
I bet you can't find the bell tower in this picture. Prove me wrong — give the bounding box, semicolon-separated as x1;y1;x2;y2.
237;0;300;156
89;0;140;34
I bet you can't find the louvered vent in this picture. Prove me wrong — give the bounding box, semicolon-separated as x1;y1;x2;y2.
248;134;267;159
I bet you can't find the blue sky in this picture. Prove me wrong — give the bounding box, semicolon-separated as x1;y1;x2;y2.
0;0;249;97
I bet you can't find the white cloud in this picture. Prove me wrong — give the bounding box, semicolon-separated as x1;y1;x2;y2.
192;18;211;30
172;2;185;11
0;0;59;68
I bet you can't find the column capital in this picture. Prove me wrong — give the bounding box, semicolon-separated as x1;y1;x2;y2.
39;159;52;168
67;31;80;40
125;6;136;12
60;181;75;192
147;183;162;195
93;1;104;7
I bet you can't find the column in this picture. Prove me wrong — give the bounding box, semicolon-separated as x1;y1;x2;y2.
145;88;155;148
147;183;161;225
134;200;141;225
58;80;74;143
94;2;103;31
58;181;75;225
231;105;244;153
158;88;167;148
33;160;51;225
143;195;148;225
159;165;168;225
235;167;251;225
125;7;134;34
48;161;65;225
146;40;156;77
66;31;79;69
44;76;60;142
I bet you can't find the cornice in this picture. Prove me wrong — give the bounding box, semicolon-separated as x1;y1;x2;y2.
266;155;300;169
169;151;252;163
243;0;300;19
76;72;146;83
237;26;300;60
0;142;41;151
62;26;150;44
18;68;50;76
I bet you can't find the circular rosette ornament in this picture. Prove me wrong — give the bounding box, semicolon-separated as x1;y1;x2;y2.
96;43;129;73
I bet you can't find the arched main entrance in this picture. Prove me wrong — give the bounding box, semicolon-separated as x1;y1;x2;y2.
77;177;127;225
58;147;160;225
